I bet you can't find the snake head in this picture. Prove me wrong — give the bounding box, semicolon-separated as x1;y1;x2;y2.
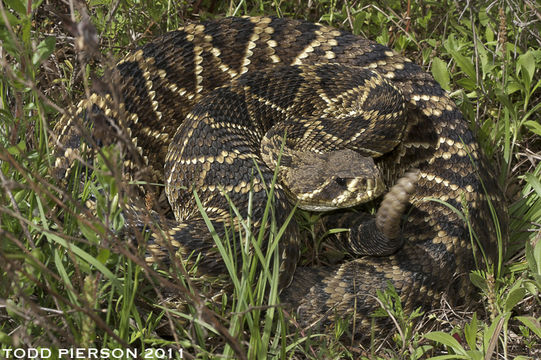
282;148;385;211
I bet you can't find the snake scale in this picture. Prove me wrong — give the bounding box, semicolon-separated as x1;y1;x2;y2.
53;16;506;333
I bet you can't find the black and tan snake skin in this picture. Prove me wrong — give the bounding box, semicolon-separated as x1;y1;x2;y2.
53;16;506;332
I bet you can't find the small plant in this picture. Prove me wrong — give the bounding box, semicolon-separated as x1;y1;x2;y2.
361;284;431;360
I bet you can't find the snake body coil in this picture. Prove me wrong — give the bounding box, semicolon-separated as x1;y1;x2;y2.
54;16;506;332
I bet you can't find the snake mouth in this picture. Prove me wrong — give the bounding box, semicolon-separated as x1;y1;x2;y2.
292;176;386;212
297;204;341;212
274;148;386;212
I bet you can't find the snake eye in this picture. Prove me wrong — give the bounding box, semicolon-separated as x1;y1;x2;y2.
335;177;347;186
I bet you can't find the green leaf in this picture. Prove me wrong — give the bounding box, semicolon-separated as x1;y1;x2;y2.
456;78;477;92
41;230;120;288
464;313;478;351
469;271;488;291
517;51;536;85
516;316;541;338
32;37;56;65
467;350;484;360
524;173;541;200
432;57;451;91
0;331;12;346
450;52;475;79
483;313;506;353
412;344;433;359
97;248;111;264
4;0;27;16
525;238;540;276
524;281;539;296
54;249;78;305
534;238;541;273
524;120;541;136
485;24;494;43
78;219;105;244
444;35;475;80
424;331;467;355
6;141;25;155
504;286;526;312
0;11;21;27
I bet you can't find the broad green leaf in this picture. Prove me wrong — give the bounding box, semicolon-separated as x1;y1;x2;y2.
78;219;105;244
525;238;538;276
97;248;111;264
54;249;79;305
41;230;120;288
432;57;451;91
524;173;541;199
425;356;468;360
444;35;475;80
504;286;526;312
516;316;541;338
483;313;506;353
534;237;541;273
456;78;477;92
412;344;433;359
524;281;539;296
506;80;523;95
469;271;487;291
6;141;25;155
32;37;56;65
465;350;483;360
464;313;478;351
448;49;475;79
4;0;26;16
424;332;467;355
476;42;490;78
517;51;536;84
0;12;21;28
0;331;12;346
485;24;494;43
524;120;541;135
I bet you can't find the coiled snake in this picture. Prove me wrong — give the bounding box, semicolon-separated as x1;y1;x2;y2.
53;16;506;332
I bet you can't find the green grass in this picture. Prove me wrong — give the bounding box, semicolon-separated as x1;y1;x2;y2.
1;0;540;359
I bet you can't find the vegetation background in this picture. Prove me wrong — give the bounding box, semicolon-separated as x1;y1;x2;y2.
0;0;540;359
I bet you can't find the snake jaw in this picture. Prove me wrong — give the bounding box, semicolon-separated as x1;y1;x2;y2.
280;148;386;211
